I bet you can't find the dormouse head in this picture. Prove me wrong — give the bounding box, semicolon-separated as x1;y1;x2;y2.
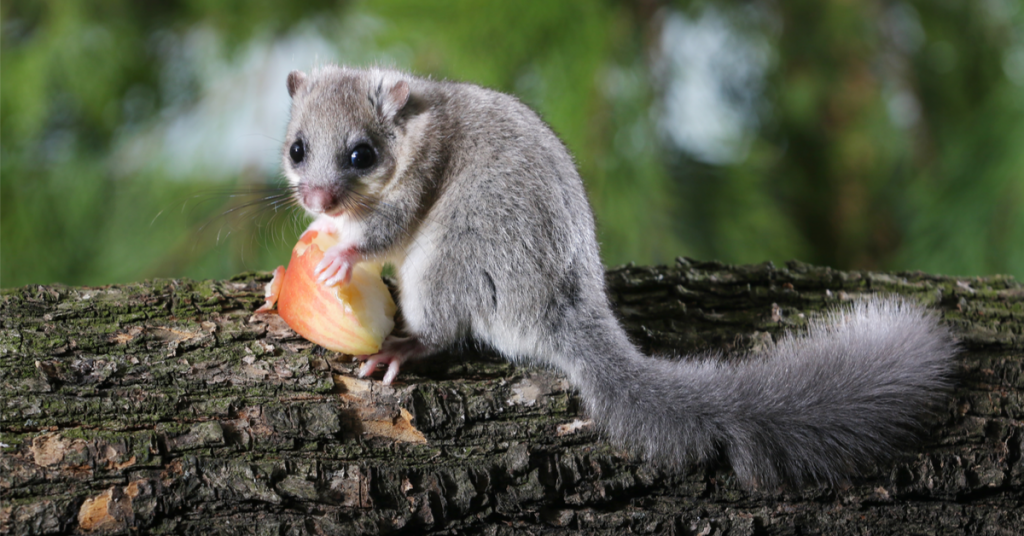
282;66;415;217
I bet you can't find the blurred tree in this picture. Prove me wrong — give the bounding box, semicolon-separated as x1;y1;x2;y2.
1;0;340;287
2;0;1022;288
664;0;1024;277
1;0;680;287
894;0;1024;277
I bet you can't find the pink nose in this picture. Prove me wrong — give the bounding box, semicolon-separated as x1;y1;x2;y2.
300;185;337;213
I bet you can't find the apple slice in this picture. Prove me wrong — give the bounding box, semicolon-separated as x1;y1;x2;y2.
258;230;396;355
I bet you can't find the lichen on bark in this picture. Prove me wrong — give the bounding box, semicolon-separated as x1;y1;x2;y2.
1;259;1022;535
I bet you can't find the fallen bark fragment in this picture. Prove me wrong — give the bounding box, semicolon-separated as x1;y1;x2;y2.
1;260;1022;535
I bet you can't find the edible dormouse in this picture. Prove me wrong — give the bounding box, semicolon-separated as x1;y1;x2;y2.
281;65;955;489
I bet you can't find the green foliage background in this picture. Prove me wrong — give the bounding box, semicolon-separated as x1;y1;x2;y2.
3;0;1023;288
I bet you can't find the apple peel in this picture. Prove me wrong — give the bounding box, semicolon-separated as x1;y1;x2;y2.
258;230;396;355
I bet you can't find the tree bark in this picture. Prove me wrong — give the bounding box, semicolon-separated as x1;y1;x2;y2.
1;259;1022;535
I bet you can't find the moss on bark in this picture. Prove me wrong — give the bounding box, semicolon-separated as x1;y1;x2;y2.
1;259;1022;535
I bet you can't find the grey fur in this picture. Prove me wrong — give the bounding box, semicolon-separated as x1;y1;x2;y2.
282;66;957;488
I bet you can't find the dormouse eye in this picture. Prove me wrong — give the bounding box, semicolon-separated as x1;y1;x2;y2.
289;140;305;164
349;144;376;170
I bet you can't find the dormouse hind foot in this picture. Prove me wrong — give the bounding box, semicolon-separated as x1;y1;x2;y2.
356;336;429;385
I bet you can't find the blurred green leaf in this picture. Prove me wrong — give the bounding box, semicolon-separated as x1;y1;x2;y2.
2;0;1023;289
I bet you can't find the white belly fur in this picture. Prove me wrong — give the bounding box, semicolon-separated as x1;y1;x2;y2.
394;221;442;335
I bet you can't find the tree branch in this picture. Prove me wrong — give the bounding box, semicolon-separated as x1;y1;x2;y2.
2;259;1022;535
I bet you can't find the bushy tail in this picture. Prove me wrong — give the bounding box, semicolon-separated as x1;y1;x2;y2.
570;297;956;488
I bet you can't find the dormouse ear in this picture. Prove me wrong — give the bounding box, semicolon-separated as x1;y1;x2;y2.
287;71;307;98
377;80;410;121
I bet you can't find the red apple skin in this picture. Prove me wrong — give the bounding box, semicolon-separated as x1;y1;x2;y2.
275;230;396;355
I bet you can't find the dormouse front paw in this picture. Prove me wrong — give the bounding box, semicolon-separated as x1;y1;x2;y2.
315;244;360;287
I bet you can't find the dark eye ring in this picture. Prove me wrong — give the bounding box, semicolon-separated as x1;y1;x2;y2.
349;144;376;170
289;139;305;164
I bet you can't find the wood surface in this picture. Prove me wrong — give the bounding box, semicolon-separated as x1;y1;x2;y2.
2;259;1022;535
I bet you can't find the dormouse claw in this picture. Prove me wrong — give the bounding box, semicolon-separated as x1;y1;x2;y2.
356;336;429;385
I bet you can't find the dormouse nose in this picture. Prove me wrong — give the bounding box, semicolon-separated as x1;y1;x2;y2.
298;183;339;214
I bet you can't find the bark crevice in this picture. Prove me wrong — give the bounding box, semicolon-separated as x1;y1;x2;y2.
1;259;1022;535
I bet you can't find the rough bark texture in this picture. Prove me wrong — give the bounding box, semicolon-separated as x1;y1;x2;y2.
1;259;1022;535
